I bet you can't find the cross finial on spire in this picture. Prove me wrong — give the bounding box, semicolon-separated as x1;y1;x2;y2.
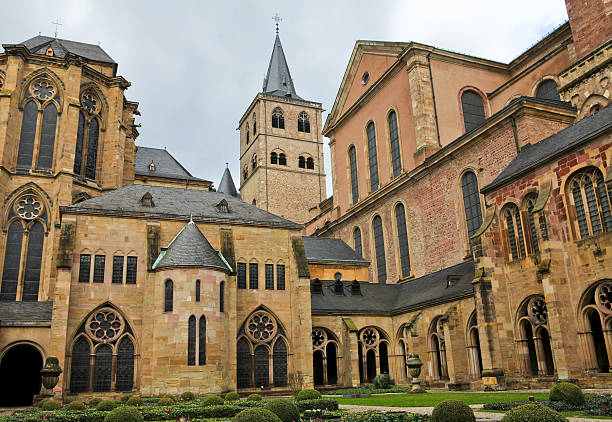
51;18;62;38
272;10;282;34
225;162;229;168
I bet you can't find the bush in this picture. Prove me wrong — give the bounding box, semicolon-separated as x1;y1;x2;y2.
163;393;175;399
63;396;77;404
549;382;584;406
225;391;241;402
156;396;175;406
295;398;339;412
234;408;282;422
372;373;395;389
247;393;263;401
341;412;430;422
180;391;196;401
264;399;300;422
88;397;103;407
120;394;133;403
125;396;143;407
66;400;87;410
501;403;568;422
202;394;225;406
40;399;62;411
431;399;475;422
96;400;118;411
296;388;321;401
104;406;144;422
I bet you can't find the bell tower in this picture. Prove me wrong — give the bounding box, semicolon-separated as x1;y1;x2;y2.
238;24;326;224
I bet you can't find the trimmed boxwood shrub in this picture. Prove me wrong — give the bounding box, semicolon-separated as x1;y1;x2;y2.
120;394;133;402
295;398;338;412
225;391;241;402
163;393;175;399
372;373;395;389
264;399;300;422
247;393;263;401
549;382;584;406
126;396;143;407
88;397;103;407
431;399;475;422
62;396;77;404
296;389;321;401
234;408;282;422
66;400;87;410
40;399;62;411
96;400;118;411
157;396;175;406
104;406;144;422
180;391;196;401
501;403;568;422
202;394;225;406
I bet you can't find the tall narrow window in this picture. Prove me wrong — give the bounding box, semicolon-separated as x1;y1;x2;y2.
74;90;103;180
70;337;91;393
503;204;526;260
74;113;86;175
78;254;91;283
535;80;560;101
115;337;134;392
461;171;483;241
349;146;359;204
306;157;314;169
388;111;402;177
270;152;278;164
164;280;173;312
198;316;206;365
273;339;288;386
195;280;201;302
93;255;105;283
93;344;112;392
0;222;23;301
254;346;269;387
253;115;256;133
84;119;99;180
372;215;387;283
367;122;379;191
272;108;284;129
37;104;58;169
353;227;363;257
17;101;38;168
298;111;310;133
249;263;259;289
278;153;287;166
524;195;540;254
461;90;486;133
22;221;44;301
126;256;137;284
395;203;411;277
298;156;306;168
265;264;274;290
569;168;612;239
237;338;252;388
237;263;247;289
112;256;124;284
220;281;225;312
276;264;285;290
246;123;250;144
188;315;196;366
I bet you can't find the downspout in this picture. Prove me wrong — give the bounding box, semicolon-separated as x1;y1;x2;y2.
427;54;441;147
510;115;520;153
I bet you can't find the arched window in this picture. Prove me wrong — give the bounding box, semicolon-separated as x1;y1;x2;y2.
357;327;389;382
246;124;250;144
273;339;287;386
69;337;90;393
298;156;305;168
349;146;359;204
353;227;362;257
116;337;135;391
312;328;339;386
74;90;103;180
0;221;24;301
243;165;248;181
253;114;257;134
517;296;554;376
272;108;284;129
93;344;112;392
372;215;386;283
195;280;200;302
16;101;39;169
306;157;314;169
199;316;206;365
278;153;286;166
254;346;269;387
461;171;483;242
524;194;540;254
467;312;482;378
535;80;560;101
395;203;411;277
164;280;173;312
503;203;526;261
22;221;44;301
461;90;486;133
252;154;257;170
270;152;278;164
37;103;58;169
220;281;225;312
366;122;379;191
298;111;310;133
428;317;449;380
567;168;612;239
388;111;402;177
579;282;612;373
236;338;252;388
188;315;196;365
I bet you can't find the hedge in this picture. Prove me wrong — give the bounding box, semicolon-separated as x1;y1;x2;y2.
295;398;338;412
341;413;430;422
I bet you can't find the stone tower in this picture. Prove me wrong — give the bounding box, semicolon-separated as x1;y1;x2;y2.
238;33;326;224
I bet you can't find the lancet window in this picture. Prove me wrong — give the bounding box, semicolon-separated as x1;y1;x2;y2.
74;89;103;180
567;167;612;239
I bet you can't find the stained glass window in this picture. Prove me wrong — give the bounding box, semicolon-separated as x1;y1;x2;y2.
37;104;58;169
164;280;173;312
79;254;91;283
388;111;402;177
93;255;105;283
237;263;247;289
70;337;90;393
85;119;99;180
254;346;269;387
461;90;486;133
349;146;359;204
353;227;362;257
188;315;196;366
237;338;251;388
93;344;112;392
395;203;411;277
17;101;38;168
273;339;287;386
265;264;274;290
116;337;134;392
372;215;387;283
22;221;44;301
73;113;86;175
0;221;23;301
112;256;124;284
276;265;285;290
249;263;258;289
367;122;379;191
198;316;206;365
126;256;137;284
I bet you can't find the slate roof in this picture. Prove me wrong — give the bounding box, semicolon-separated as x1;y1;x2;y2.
262;34;302;99
62;184;302;229
218;166;239;198
135;146;207;182
302;236;369;265
310;260;474;314
19;35;115;64
153;221;231;271
0;301;53;325
483;104;612;193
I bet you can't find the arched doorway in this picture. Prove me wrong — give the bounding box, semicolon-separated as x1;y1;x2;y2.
311;327;340;386
313;350;324;385
366;349;376;382
0;344;43;406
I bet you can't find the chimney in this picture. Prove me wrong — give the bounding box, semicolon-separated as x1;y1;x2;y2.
565;0;612;61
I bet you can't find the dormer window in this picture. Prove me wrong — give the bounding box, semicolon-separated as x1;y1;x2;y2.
446;275;460;288
311;279;322;294
46;47;54;57
351;280;361;295
148;160;156;172
140;192;154;207
216;199;230;214
334;279;344;295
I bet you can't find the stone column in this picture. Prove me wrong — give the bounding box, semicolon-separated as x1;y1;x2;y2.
534;332;549;376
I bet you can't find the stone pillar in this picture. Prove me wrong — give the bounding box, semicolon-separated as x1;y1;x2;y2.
0;51;25;166
533;333;549;376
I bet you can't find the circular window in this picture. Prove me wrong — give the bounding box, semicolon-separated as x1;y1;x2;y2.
596;282;612;314
247;312;277;343
15;195;43;220
312;328;327;348
527;296;548;325
361;328;378;346
31;80;55;100
86;309;125;343
361;72;370;85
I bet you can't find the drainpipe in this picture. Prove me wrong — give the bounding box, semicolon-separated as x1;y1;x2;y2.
427;54;441;147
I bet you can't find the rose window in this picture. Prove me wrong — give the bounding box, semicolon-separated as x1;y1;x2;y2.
86;309;124;343
32;81;55;100
596;283;612;314
527;296;548;325
312;329;326;348
247;312;277;342
361;328;378;346
15;196;43;220
82;93;98;114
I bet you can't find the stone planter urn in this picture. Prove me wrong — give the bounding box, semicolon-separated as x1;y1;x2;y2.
406;353;425;392
40;357;62;394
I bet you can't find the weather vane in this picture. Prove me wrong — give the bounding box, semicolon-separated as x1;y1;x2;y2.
51;18;62;38
272;11;282;34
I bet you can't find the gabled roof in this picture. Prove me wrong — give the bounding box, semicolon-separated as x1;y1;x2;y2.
311;260;474;315
483;104;612;193
262;34;301;99
153;221;231;271
218;166;239;198
19;35;115;64
302;236;369;265
135;146;207;182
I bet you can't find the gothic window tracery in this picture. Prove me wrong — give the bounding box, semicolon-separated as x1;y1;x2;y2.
428;317;449;380
567;167;612;239
580;281;612;373
517;295;554;376
502;203;526;260
73;88;103;180
312;327;339;385
357;326;389;383
298;111;310;133
272;108;284;129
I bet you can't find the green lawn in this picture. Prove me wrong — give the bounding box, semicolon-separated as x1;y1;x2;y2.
334;392;551;407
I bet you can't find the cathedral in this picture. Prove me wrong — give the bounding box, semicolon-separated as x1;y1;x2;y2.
0;0;611;407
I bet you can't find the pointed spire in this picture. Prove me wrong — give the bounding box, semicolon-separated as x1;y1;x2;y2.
218;166;239;198
262;34;302;99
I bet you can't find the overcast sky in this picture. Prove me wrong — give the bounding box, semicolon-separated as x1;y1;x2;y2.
2;1;568;194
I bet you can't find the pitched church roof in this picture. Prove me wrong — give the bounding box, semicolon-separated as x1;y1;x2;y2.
262;35;302;99
302;236;369;265
153;220;232;271
217;166;239;198
135;146;207;182
19;35;115;64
